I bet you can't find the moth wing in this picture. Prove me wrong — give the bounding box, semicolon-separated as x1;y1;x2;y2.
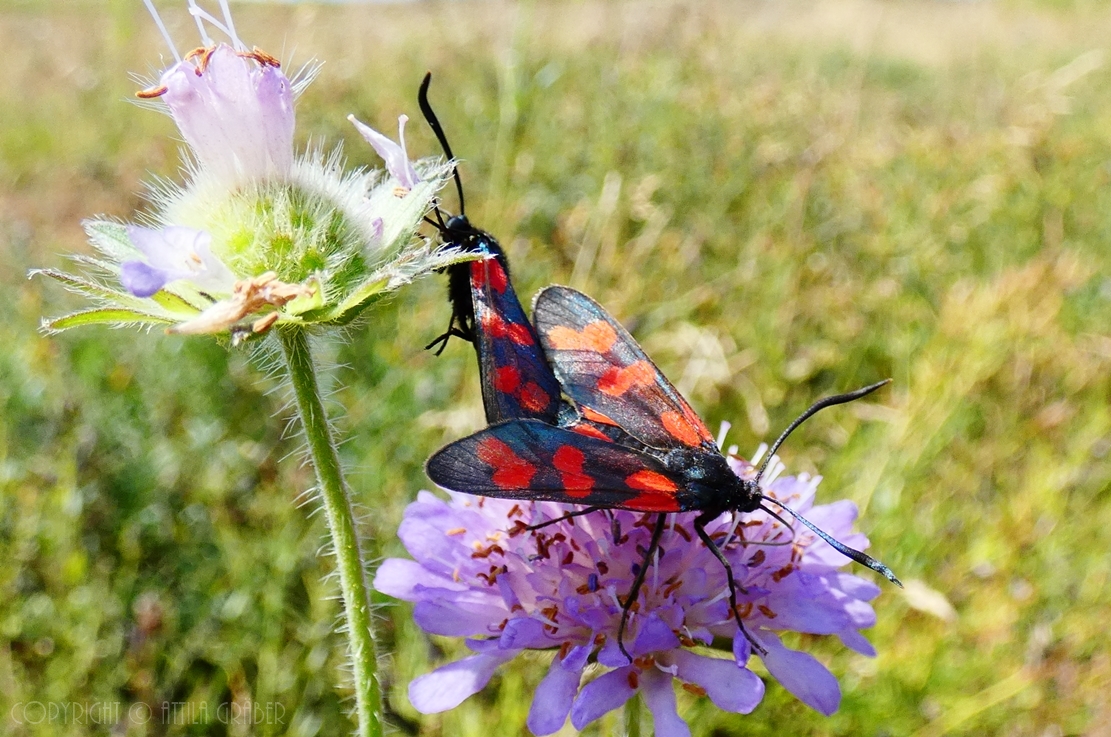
471;252;562;424
533;285;716;451
426;419;687;513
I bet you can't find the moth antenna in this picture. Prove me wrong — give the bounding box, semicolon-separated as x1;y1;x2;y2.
755;379;892;484
418;72;466;217
759;497;902;586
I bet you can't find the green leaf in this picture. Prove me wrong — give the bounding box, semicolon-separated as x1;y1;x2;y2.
42;308;174;332
83;219;140;262
300;276;390;325
31;269;161;313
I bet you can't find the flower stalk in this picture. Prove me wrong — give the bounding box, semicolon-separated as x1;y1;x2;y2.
278;325;380;737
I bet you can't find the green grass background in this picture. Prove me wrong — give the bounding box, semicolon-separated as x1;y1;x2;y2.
3;0;1110;734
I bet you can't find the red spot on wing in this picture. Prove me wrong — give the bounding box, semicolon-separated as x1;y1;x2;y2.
626;492;681;512
518;382;552;413
476;437;537;489
552;445;594;499
597;360;656;397
494;366;521;393
470;263;487;290
581;406;619;426
626;470;679;493
660;411;702;447
547;320;618;352
507;322;535;346
482;312;508;338
570;422;613;442
487;261;509;294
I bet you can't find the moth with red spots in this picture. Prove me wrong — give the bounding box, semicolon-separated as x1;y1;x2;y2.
417;74;562;425
427;285;902;659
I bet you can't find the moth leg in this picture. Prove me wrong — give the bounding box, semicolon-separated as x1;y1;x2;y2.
617;513;667;663
425;322;472;355
694;512;766;657
524;505;605;532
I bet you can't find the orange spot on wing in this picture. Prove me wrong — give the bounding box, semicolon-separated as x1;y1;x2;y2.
660;411;702;447
546;321;617;352
626;470;678;493
597;360;656;397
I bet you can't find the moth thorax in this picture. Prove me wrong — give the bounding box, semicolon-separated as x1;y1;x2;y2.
445;214;470;231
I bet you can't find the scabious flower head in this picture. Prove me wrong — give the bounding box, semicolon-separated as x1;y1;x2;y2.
376;444;882;736
36;0;469;339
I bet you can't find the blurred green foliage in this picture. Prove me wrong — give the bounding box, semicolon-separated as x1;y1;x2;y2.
2;1;1110;735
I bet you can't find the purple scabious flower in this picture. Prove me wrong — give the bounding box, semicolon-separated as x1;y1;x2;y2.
376;447;882;736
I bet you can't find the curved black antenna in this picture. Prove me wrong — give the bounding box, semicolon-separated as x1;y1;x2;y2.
750;378;901;586
760;496;902;586
418;72;466;217
755;379;891;484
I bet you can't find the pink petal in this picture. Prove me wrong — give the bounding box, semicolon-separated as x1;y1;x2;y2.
348;114;420;188
161;45;294;185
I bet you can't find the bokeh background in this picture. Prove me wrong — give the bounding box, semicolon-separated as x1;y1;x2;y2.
3;0;1110;734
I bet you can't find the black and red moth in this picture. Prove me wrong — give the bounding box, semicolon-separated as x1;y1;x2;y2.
417;73;562;426
427;285;902;658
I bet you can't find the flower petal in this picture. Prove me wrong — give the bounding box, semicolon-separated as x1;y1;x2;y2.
123;225;235;295
413;599;507;637
373;558;462;600
527;655;583;735
671;650;764;714
633;614;681;657
641;668;691;737
348;114;420;188
408;651;516;713
571;666;637;730
755;630;841;715
119;260;169;298
161;45;294;184
838;629;876;657
500;617;552;650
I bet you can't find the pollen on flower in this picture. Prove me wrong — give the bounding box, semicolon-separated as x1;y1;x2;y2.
445;527;467;536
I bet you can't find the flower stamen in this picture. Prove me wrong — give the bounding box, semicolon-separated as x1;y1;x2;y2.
135;84;169;99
